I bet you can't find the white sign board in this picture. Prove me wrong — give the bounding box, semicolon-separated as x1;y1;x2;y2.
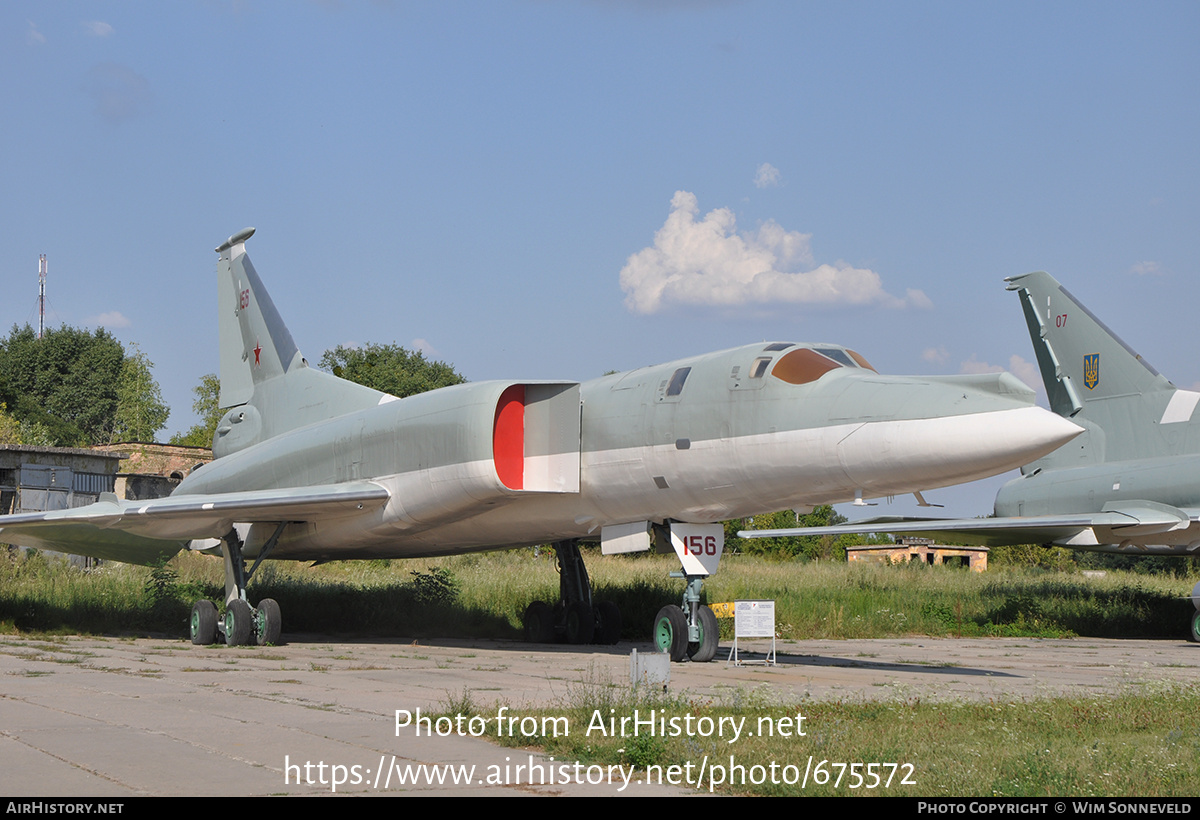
734;600;775;639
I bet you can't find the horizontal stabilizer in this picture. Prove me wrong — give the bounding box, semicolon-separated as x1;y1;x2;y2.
1096;500;1192;536
0;521;183;565
0;482;391;563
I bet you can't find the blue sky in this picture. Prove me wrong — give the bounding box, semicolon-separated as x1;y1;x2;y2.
3;1;1198;519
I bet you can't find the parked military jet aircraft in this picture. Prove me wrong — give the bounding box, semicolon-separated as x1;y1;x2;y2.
740;271;1200;640
0;229;1081;659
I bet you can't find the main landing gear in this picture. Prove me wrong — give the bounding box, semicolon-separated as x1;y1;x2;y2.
523;540;622;646
189;525;284;647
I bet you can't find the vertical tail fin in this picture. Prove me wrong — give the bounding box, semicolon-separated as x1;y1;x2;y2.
212;228;388;453
216;227;302;407
1006;271;1193;463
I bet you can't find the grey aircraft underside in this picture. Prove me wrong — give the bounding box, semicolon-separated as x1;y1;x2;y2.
741;271;1200;639
0;229;1080;657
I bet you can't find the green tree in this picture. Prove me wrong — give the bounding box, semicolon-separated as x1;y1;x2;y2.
0;403;22;445
0;401;54;447
169;374;222;448
319;343;465;398
988;542;1077;572
109;343;169;443
0;324;126;445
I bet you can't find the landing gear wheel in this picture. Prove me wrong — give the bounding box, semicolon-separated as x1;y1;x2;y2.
190;600;217;645
594;600;621;645
595;600;624;643
654;604;688;662
687;604;719;663
565;600;595;644
1190;582;1200;643
523;601;555;643
225;599;253;646
255;598;281;646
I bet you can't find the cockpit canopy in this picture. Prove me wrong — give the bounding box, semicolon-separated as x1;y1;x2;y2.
756;343;876;385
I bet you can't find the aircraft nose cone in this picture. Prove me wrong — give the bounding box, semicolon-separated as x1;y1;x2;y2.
836;406;1082;495
1007;407;1085;458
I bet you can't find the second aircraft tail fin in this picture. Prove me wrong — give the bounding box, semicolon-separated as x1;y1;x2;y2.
1006;271;1193;464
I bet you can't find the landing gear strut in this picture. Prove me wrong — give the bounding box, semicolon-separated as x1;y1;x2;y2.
522;540;622;646
189;525;284;646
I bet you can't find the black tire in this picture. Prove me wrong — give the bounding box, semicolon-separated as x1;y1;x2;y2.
256;598;282;646
523;601;555;643
565;600;595;644
653;604;688;662
594;600;622;645
225;599;253;646
1191;582;1200;643
687;604;719;663
190;600;218;645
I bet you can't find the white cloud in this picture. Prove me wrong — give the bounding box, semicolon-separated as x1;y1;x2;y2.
411;338;439;357
83;20;114;37
619;191;928;314
904;288;933;310
88;311;131;328
922;346;949;365
1008;357;1041;390
754;162;781;188
26;20;46;45
1130;260;1162;276
960;354;1040;391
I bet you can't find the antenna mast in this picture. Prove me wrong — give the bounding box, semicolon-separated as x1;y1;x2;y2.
38;254;47;339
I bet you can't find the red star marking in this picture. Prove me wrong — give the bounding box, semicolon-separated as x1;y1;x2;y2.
254;340;262;367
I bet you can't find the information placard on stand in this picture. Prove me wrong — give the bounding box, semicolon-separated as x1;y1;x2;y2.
729;599;776;666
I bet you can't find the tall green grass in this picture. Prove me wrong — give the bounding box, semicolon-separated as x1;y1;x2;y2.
0;547;1194;641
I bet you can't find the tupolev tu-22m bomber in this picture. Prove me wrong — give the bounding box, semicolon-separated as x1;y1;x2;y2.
0;228;1082;661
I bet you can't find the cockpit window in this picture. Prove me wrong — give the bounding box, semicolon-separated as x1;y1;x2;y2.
771;348;842;384
666;367;691;396
763;342;795;352
811;347;858;368
750;357;772;379
846;349;877;372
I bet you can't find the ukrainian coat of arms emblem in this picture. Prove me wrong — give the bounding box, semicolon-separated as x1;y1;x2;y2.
1083;354;1099;390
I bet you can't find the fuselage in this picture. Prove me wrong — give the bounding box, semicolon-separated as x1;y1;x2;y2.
992;377;1200;551
995;447;1200;552
176;341;1080;560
